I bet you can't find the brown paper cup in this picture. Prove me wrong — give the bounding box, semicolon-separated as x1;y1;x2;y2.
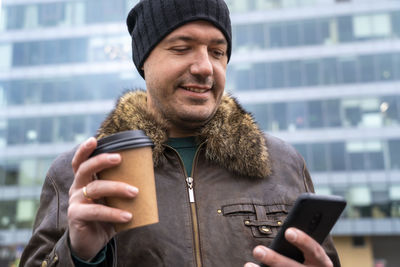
91;130;158;232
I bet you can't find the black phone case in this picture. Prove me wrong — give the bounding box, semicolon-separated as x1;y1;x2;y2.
262;193;346;265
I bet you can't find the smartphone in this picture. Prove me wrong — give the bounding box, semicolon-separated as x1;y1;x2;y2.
263;193;346;265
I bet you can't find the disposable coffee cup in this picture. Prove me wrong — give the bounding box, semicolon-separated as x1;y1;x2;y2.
91;130;158;232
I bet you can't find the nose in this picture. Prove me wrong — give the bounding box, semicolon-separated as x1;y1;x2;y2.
190;48;213;77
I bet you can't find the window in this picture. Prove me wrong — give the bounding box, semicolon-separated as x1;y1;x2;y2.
252;23;267;50
268;23;284;48
339;57;357;84
38;3;65;27
86;0;127;23
245;104;270;131
12;38;87;67
365;141;384;170
303;19;318;45
329;142;346;171
234;65;252;90
395;53;400;80
304;60;320;86
285;21;301;47
325;100;342;127
377;53;394;81
4;163;17;186
38;118;54;143
0;44;12;70
392;11;400;37
293;144;307;163
16;199;38;228
253;63;268;89
308;101;324;128
235;25;252;50
287;102;307;130
271;103;287;131
381;96;400;126
389;139;400;169
0;201;16;229
270;62;285;88
359;55;376;82
348;186;372;218
346;142;366;171
287;60;302;87
310;143;327;171
338;16;354;42
344;100;362;127
321;58;338;85
319;19;334;45
6;5;25;30
371;14;392;37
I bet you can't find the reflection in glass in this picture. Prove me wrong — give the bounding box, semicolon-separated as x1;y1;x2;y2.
339;57;357;84
329;142;346;171
310;143;327;171
288;102;306;130
270;62;285;88
308;101;323;128
287;60;302;87
285;21;301;47
389;139;400;169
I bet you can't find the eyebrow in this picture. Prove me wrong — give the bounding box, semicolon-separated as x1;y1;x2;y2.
164;35;228;46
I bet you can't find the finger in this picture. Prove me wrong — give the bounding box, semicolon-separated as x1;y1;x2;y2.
285;228;333;266
72;152;121;190
71;137;97;173
70;180;139;202
68;202;132;223
244;263;259;267
252;246;302;267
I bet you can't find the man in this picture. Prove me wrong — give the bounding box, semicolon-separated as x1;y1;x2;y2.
21;0;340;266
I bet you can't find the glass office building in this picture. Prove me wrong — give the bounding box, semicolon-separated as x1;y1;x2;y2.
0;0;399;266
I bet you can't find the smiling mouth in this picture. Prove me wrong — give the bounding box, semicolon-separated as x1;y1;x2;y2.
181;86;211;93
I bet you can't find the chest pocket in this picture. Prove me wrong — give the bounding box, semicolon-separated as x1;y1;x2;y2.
221;203;291;238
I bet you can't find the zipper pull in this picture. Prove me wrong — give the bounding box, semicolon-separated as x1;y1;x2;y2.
186;177;195;203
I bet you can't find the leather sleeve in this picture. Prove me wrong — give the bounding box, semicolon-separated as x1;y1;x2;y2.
19;169;75;266
19;150;115;267
301;158;341;267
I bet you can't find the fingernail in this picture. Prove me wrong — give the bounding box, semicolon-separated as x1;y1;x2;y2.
121;212;132;221
254;246;266;260
127;186;139;196
286;228;297;242
84;137;95;148
107;154;120;163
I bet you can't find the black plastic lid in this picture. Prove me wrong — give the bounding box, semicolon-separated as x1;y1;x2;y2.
90;130;154;157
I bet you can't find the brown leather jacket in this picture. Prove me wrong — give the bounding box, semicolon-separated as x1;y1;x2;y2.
20;91;340;267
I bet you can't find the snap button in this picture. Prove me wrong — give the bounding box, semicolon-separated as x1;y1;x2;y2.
217;209;222;214
277;221;282;226
244;220;250;225
52;254;59;263
41;260;48;267
260;226;271;233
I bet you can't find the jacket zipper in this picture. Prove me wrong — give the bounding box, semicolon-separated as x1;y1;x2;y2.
167;144;204;267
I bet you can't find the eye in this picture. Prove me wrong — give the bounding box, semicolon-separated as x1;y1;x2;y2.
170;46;190;53
211;49;225;59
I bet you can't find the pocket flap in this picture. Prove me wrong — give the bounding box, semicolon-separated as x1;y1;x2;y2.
222;204;255;216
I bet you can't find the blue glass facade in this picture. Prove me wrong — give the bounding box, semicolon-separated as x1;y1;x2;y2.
0;0;400;265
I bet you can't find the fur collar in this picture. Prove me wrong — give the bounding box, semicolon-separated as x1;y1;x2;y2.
97;90;271;178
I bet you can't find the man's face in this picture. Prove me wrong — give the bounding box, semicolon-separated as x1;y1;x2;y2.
143;20;228;137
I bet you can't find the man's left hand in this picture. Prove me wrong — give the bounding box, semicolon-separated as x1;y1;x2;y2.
244;228;333;267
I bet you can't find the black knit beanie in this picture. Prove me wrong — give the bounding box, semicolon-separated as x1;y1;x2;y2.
126;0;232;78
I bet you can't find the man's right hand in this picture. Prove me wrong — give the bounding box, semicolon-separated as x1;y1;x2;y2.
67;137;139;261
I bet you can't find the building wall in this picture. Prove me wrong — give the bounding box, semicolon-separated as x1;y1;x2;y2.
0;0;400;265
333;236;374;267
